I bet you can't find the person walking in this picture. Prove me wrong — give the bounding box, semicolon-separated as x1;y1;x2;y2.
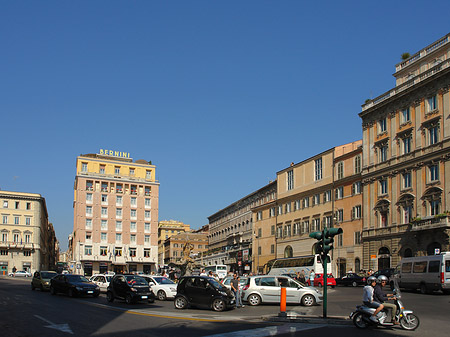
309;269;315;286
231;274;243;308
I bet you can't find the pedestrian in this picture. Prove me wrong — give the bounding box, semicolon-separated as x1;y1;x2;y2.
231;274;243;308
200;269;207;276
309;269;315;286
300;270;306;284
12;266;17;274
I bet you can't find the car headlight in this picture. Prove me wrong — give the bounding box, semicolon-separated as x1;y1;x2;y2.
219;291;227;296
44;282;49;285
130;288;137;292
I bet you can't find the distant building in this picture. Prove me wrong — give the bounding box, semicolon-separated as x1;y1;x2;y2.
0;191;56;274
163;232;208;265
158;220;191;266
71;151;159;275
359;33;450;270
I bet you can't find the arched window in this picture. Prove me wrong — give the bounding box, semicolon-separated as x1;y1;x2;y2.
422;187;442;216
284;245;293;258
397;193;415;224
375;199;390;227
403;248;413;257
355;258;361;272
379;247;390;255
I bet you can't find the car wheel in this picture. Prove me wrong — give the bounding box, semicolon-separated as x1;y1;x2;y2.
50;286;56;295
125;294;133;304
301;294;316;306
420;283;428;294
174;296;188;309
157;290;167;301
247;294;261;306
212;298;225;312
68;288;76;298
352;281;357;287
106;291;114;302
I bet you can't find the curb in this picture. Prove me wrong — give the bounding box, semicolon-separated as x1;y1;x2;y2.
262;313;352;325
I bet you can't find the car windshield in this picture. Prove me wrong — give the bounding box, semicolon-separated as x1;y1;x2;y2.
208;278;225;290
66;275;89;282
125;275;148;286
41;272;57;279
153;277;175;285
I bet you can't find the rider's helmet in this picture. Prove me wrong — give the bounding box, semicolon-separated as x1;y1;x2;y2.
367;276;377;284
377;275;388;283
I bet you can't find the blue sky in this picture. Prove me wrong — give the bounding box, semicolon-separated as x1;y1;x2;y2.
1;1;450;250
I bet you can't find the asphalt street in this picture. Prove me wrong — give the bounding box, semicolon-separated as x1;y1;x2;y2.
1;276;449;337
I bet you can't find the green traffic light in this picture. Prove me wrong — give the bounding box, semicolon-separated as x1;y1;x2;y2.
309;231;322;240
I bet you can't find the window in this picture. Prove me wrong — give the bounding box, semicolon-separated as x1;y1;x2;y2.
269;207;276;217
3;201;8;208
403;205;413;224
354;232;361;245
270;244;275;254
312;218;320;232
129;248;136;257
271;225;275;236
81;163;88;173
145;198;151;208
144;235;150;243
101;183;108;192
116;208;122;218
355;155;361;174
315;158;322;181
285;203;291;213
14;217;19;225
101;220;108;230
85;219;92;229
430;200;440;216
428;125;439;145
99;165;105;174
287;170;294;190
86;206;92;215
258;246;261;255
278;205;283;215
26;202;31;210
145;223;150;232
24;250;31;256
115;248;122;257
429;164;439;182
144;249;150;257
116;221;122;231
25;217;31;225
129;168;135;176
13;233;19;242
116;184;123;193
379;144;388;162
130;209;137;218
337;161;344;179
402;172;412;189
101;207;108;217
101;233;107;242
352;205;362;219
100;246;107;256
302;220;310;233
86;193;93;202
336;234;343;247
130;185;137;195
86;181;94;191
352;181;361;195
145;211;151;219
257;228;262;237
116;195;122;205
426;95;437;112
2;233;8;242
130;222;137;231
2;216;8;224
378;118;387;133
25;234;31;243
15;201;19;209
116;233;122;242
402;136;412;154
86;232;92;241
146;170;152;179
293;222;300;235
323;190;331;203
323;216;332;228
303;197;310;208
312;194;320;206
0;249;8;255
101;194;107;203
294;200;301;211
276;226;283;238
131;197;137;207
335;186;343;199
145;187;151;196
257;211;262;221
380;179;388;195
114;166;120;175
401;107;411;124
130;234;136;244
284;224;291;237
85;246;92;255
336;209;344;223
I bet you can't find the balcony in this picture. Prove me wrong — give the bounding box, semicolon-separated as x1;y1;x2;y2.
411;215;450;231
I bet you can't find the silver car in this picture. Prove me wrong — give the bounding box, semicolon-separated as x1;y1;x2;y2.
241;275;322;306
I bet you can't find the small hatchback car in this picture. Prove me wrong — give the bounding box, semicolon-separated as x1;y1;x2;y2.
31;271;57;291
174;276;235;312
107;274;155;304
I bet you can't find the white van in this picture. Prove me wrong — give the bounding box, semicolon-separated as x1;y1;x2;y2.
392;252;450;294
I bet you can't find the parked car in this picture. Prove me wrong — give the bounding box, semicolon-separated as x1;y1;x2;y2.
31;271;57;291
89;274;113;293
107;274;155;304
221;276;248;290
372;268;395;279
141;275;177;300
241;275;322;307
307;273;336;288
335;273;366;287
50;274;100;297
174;276;235;312
9;270;32;277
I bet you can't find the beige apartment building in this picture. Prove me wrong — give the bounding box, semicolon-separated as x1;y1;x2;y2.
158;220;191;266
359;33;450;270
163;232;208;265
72;151;159;275
0;191;57;275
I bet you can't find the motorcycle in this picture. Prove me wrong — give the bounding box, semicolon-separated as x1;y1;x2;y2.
350;286;419;331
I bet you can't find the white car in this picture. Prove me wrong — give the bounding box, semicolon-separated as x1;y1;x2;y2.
142;275;177;300
9;270;32;277
89;274;113;292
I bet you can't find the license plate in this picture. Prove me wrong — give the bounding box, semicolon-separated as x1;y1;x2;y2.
87;291;93;294
141;296;148;299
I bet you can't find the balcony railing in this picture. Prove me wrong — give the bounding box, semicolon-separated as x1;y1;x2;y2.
411;215;450;231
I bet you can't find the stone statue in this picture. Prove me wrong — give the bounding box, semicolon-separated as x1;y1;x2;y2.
169;242;202;277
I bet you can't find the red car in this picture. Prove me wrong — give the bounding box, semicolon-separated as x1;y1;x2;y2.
306;273;336;288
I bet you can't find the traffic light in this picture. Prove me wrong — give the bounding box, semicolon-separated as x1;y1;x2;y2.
309;231;324;255
323;227;343;255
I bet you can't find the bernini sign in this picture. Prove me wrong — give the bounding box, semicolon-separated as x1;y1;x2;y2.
99;149;130;158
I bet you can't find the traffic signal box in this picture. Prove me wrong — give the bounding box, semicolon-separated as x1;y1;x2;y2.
309;226;343;318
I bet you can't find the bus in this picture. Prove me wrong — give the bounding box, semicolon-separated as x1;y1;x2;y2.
204;265;228;279
267;255;331;277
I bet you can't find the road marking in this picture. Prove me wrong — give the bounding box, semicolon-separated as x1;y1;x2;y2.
34;315;74;334
204;323;326;337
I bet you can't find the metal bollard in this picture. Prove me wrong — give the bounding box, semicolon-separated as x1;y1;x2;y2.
280;287;286;314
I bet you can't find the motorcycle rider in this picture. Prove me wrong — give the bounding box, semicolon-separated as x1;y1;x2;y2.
373;275;399;324
362;276;384;322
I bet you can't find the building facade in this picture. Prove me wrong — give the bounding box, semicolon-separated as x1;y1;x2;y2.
360;33;450;270
158;220;191;266
206;182;277;275
0;191;56;274
163;232;208;265
72;151;159;276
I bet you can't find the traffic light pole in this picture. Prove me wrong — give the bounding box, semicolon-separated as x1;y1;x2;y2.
322;228;328;318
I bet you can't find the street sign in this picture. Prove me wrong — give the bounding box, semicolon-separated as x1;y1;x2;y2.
370;255;377;259
435;248;440;255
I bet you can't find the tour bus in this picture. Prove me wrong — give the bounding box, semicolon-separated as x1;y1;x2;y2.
267;254;331;277
204;265;228;279
392;252;450;294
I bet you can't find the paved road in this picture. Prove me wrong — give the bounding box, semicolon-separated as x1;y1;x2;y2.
1;276;448;337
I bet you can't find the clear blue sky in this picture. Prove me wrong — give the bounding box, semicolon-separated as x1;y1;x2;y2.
1;1;449;250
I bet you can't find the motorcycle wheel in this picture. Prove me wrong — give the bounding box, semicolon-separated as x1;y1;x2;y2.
353;312;369;329
400;313;420;331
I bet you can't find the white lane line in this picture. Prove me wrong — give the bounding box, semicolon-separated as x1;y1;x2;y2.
204;323;326;337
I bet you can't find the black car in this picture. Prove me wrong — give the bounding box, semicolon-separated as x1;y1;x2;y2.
372;268;395;279
107;274;155;304
335;273;367;287
50;274;100;297
174;276;235;312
